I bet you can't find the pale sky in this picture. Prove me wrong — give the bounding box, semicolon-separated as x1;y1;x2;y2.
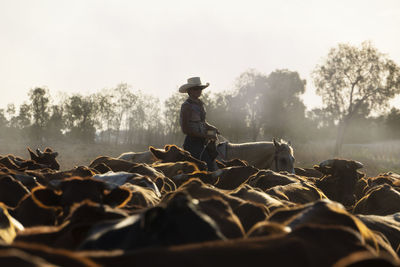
1;0;399;111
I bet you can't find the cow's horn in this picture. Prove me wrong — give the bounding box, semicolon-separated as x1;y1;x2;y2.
354;161;364;169
319;159;335;167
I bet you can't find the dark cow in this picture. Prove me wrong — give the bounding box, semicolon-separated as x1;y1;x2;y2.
314;159;364;206
268;199;397;259
80;224;392;267
265;181;326;204
15;200;129;250
0;175;30;208
357;213;400;255
150;145;208;171
152;161;199;179
230;184;288;212
247;170;300;191
196;196;245;239
31;177;132;222
89;156;140;172
27;147;60;170
353;184;400;216
213;166;258;190
10;194;60;227
79;191;226;250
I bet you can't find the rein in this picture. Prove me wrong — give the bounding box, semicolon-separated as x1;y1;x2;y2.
274;149;279;171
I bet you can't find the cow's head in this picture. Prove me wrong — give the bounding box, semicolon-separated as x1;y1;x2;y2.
27;147;60;170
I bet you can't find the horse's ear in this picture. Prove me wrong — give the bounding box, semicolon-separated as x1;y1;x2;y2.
273;138;280;148
288;140;291;146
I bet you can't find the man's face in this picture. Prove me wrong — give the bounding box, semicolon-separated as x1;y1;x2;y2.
188;87;203;98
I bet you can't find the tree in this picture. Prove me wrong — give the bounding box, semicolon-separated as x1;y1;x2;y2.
163;92;186;144
312;41;400;155
47;105;64;141
233;70;267;141
386;108;400;139
63;94;97;143
263;69;307;141
29;87;50;142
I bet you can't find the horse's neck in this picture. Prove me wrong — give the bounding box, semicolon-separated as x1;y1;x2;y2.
226;142;276;169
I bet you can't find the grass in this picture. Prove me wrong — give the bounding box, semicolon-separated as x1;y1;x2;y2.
294;140;400;177
1;140;399;178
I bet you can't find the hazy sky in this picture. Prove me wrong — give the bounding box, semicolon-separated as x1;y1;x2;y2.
1;0;399;111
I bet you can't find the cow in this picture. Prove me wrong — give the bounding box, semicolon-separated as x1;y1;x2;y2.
30;177;132;222
247;169;301;191
230;184;289;212
314;159;365;207
151;161;200;179
353;184;400;216
27;147;60;170
265;181;326;204
149;145;208;171
89;156;140;172
79;223;392;267
15;200;129;250
79;191;226;251
268;199;398;259
0;175;30;208
357;213;400;255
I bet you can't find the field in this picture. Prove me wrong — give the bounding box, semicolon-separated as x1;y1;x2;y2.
1;140;399;177
294;140;400;177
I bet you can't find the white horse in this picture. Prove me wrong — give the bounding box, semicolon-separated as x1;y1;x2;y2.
216;138;295;173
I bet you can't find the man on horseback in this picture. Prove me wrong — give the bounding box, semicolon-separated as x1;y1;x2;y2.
179;77;220;171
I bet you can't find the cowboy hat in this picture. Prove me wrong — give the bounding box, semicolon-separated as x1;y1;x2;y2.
179;77;210;93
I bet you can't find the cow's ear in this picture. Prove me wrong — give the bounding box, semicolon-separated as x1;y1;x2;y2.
150;147;165;160
169;145;179;152
31;187;62;209
104;187;132;208
272;138;279;147
27;147;38;161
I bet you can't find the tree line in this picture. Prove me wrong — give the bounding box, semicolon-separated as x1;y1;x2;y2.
1;41;399;155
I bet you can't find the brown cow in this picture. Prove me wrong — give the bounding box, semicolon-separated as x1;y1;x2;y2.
314;158;365;206
230;184;289;212
268;199;397;259
152;161;199;179
89;156;139;172
265;181;326;204
0;175;30;208
213;166;258;190
31;177;132;222
197;197;245;239
15;200;129;250
80;224;389;267
353;184;400;216
150;145;208;171
247;170;300;191
27;147;60;170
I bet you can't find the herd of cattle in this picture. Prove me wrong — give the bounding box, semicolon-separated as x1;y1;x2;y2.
1;145;400;266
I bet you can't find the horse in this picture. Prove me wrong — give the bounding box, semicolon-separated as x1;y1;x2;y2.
215;138;295;173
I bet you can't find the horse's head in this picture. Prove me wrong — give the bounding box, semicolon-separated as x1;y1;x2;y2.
272;138;295;173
